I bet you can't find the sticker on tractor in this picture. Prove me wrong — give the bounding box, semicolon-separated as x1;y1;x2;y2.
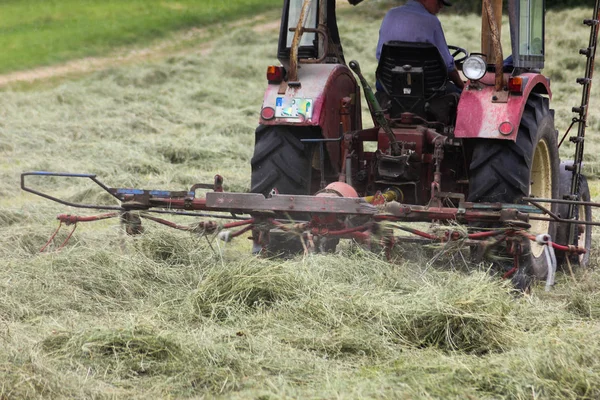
275;97;313;119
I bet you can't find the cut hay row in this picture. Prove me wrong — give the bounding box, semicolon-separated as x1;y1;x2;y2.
2;233;600;398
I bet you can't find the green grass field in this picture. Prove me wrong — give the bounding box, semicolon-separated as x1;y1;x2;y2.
0;0;282;74
1;2;600;399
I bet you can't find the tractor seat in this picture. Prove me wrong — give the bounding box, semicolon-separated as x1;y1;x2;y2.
376;41;458;125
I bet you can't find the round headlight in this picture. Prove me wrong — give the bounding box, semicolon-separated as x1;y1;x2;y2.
462;55;486;81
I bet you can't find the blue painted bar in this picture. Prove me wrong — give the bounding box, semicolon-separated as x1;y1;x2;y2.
28;171;95;178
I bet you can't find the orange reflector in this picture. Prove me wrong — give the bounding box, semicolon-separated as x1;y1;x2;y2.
508;77;523;93
261;107;276;120
267;66;284;83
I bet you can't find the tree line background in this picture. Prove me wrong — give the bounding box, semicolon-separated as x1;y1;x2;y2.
448;0;592;14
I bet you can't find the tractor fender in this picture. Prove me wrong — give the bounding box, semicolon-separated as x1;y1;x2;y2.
258;63;361;168
454;72;551;141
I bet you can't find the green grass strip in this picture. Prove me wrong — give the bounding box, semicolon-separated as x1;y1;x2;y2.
0;0;282;73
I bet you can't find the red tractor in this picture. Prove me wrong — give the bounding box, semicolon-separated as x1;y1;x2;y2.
21;0;598;290
251;0;597;278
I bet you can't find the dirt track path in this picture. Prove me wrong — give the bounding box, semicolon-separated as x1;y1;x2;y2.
0;18;280;87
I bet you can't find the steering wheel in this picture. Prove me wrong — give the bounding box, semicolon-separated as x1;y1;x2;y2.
448;45;469;65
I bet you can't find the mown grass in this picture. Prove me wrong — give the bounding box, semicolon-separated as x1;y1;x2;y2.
1;2;600;399
2;236;600;398
0;0;282;74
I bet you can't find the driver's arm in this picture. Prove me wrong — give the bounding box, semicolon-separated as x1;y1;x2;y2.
449;69;465;90
430;24;464;89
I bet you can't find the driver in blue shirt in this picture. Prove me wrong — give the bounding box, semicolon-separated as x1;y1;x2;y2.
376;0;464;91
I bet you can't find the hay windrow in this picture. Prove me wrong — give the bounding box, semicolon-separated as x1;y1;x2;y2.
567;290;600;319
459;324;600;399
281;325;391;359
523;326;600;399
0;208;31;227
267;262;515;356
37;325;266;395
385;271;516;354
0;359;78;400
562;270;600;320
41;327;182;377
135;227;217;267
189;259;306;320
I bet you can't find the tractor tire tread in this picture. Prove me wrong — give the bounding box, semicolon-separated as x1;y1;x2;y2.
468;95;549;204
250;125;316;196
468;94;560;280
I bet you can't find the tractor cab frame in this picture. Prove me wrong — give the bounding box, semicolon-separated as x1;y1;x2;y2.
510;0;545;70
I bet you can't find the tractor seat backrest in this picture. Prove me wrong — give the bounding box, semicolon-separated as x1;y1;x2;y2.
376;41;449;120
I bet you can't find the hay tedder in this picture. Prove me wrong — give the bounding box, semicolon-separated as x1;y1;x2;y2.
22;0;600;289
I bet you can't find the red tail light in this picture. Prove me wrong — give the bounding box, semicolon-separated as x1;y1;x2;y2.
508;77;523;93
267;66;285;83
498;121;514;136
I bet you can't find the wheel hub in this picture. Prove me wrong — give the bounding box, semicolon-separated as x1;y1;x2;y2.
530;139;552;258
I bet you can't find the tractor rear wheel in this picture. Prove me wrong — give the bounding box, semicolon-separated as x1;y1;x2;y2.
251;125;318;196
251;125;330;255
468;94;560;280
